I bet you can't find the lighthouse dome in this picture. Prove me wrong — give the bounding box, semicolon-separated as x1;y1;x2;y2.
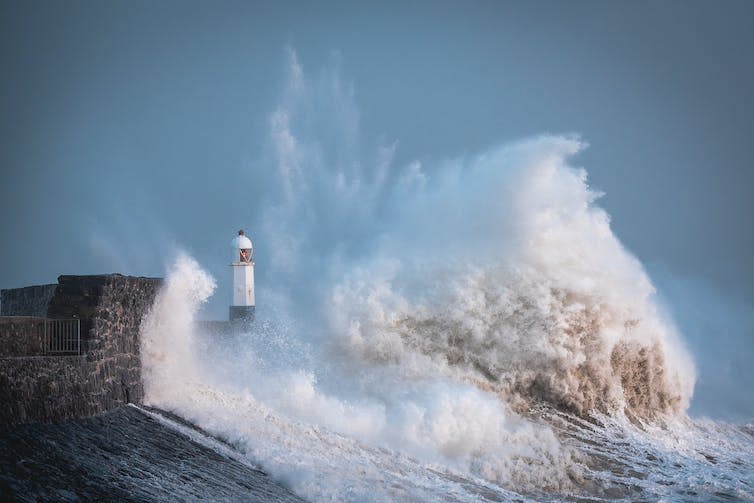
230;235;252;249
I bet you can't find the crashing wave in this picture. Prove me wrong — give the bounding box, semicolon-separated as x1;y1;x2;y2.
329;137;694;421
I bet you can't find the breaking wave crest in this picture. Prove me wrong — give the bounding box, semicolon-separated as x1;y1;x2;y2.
329;137;694;421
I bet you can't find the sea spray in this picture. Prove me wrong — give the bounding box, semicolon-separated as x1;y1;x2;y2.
140;253;216;405
139;252;583;497
134;52;724;501
329;137;695;420
255;52;695;419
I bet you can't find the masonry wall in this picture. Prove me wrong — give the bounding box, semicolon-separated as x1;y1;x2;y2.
0;318;47;357
0;284;57;317
0;274;162;425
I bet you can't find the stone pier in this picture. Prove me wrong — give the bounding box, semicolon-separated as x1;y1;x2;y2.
0;274;161;425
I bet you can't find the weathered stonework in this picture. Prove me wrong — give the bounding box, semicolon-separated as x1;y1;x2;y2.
0;274;162;425
0;284;57;317
0;317;47;357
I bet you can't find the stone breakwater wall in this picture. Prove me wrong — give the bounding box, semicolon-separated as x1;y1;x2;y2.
0;274;162;425
0;284;57;317
0;317;47;357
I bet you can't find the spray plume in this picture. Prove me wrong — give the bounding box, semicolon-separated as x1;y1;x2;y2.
138;49;698;499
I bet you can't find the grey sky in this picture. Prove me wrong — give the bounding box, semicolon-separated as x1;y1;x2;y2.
1;1;753;418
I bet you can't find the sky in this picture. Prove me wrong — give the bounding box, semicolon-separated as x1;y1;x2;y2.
1;1;753;418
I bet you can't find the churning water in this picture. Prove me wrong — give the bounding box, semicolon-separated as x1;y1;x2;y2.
139;53;754;501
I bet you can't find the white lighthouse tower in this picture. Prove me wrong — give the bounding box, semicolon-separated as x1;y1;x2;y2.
229;229;255;323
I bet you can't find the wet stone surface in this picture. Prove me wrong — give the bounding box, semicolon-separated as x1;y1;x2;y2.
0;406;305;502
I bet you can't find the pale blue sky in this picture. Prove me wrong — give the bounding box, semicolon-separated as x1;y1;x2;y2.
1;1;753;417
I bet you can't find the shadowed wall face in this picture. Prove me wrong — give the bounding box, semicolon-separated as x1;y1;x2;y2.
0;285;57;317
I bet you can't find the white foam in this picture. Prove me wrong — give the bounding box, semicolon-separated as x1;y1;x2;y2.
137;50;705;500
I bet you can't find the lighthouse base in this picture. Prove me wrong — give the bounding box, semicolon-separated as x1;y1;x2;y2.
229;305;255;324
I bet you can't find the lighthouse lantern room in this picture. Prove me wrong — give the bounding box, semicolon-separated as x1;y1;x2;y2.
229;229;255;323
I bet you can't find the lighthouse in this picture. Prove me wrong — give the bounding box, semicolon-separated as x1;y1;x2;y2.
229;229;255;323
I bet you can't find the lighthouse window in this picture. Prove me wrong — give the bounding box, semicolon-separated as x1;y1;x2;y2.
240;249;251;262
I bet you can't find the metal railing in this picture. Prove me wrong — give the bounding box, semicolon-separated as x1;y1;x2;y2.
44;319;80;355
